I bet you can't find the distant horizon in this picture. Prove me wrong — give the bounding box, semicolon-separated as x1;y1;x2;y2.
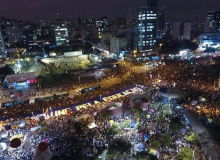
0;0;219;22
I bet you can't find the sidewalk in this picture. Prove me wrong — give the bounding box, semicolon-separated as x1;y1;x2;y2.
183;108;220;160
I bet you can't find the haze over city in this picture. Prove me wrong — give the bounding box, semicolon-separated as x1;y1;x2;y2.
0;0;220;21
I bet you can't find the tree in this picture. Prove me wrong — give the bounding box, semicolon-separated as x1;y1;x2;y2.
155;114;166;125
169;117;184;133
151;139;161;150
187;133;198;142
160;134;172;147
108;138;131;159
0;65;15;82
99;109;112;119
132;105;145;120
177;147;193;160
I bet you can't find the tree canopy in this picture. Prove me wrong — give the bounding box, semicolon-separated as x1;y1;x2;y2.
151;139;161;150
0;65;15;82
108;138;131;154
160;134;172;147
177;147;193;160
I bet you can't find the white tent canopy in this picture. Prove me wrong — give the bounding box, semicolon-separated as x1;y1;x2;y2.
0;142;7;152
0;130;8;138
22;141;32;152
17;121;26;127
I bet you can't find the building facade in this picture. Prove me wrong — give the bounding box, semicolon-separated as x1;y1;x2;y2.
110;34;127;54
205;11;217;33
138;6;158;52
157;7;166;39
53;19;69;46
172;22;191;40
126;8;136;28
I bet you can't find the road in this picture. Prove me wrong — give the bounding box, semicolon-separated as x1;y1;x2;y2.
183;108;220;160
0;76;122;103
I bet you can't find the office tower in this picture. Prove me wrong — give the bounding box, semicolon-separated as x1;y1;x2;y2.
138;1;158;52
183;23;191;40
7;26;23;45
96;17;109;38
126;8;136;28
172;22;191;40
53;18;69;46
0;30;5;49
214;11;220;32
205;11;217;32
88;15;95;25
157;6;166;38
110;34;127;54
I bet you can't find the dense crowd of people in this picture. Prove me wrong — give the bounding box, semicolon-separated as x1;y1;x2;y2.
0;57;219;159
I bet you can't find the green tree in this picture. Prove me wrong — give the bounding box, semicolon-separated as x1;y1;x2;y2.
156;114;166;125
151;139;161;150
122;120;130;128
169;117;184;133
108;138;131;159
177;147;193;160
160;134;172;147
187;133;198;142
132;105;145;120
0;65;15;82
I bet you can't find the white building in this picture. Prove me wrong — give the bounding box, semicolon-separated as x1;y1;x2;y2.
54;19;69;46
183;23;191;40
172;22;191;40
110;35;127;54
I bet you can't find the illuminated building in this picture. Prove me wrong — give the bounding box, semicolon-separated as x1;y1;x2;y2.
157;6;166;39
110;34;127;54
126;8;136;28
138;6;157;52
96;17;109;37
199;33;220;49
53;19;69;46
205;11;217;32
7;26;23;45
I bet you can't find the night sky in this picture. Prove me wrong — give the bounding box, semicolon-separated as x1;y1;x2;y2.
0;0;220;21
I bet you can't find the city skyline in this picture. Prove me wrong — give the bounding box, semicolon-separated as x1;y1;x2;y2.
0;0;220;21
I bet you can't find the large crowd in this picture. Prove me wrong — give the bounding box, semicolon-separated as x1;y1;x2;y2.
0;57;219;159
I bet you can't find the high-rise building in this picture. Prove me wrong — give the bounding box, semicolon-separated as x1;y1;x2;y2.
138;3;158;52
172;22;191;40
110;34;127;54
214;11;220;32
205;11;217;33
0;30;5;50
88;15;96;25
53;19;69;46
126;8;136;28
157;7;166;38
7;26;23;45
183;23;191;40
96;17;109;38
165;21;173;35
